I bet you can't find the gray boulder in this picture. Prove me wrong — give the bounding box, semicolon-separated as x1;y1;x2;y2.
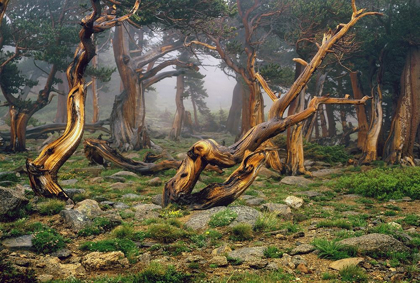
0;186;29;217
134;203;161;220
74;199;102;218
290;244;315;255
228;246;266;262
338;233;409;253
2;235;33;250
280;176;314;187
60;210;92;231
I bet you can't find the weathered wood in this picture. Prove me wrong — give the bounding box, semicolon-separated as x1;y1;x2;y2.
26;1;140;201
350;71;368;150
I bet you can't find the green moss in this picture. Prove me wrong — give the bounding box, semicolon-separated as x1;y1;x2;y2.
147;223;187;243
209;209;238;227
32;228;66;254
80;238;138;261
38;199;66;216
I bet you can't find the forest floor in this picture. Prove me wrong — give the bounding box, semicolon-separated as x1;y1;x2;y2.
0;131;419;283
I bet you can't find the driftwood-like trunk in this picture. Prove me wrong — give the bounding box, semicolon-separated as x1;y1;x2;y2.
169;74;185;141
383;47;420;165
26;1;139;201
84;139;180;174
164;1;378;208
350;71;368;150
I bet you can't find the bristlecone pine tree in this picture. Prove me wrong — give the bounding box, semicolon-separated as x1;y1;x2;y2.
163;0;380;209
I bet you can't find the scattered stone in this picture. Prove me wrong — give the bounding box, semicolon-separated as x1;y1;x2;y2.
338;233;409;253
298;191;323;198
0;186;29;217
186;255;205;263
388;222;402;230
113;202;130;210
245;197;265;206
209;256;228;267
342;194;362;199
285;196;304;209
185;206;260;230
133;203;162;220
342;211;360;216
304;160;315;166
100;201;115;206
280;176;314;187
401;197;412;202
249;259;268;269
110;182;129;190
290;244;315;255
280;253;295;269
138;252;151;265
106;176;126;183
148;177;162;186
122;193;141;199
90;177;103;183
258;168;280;179
292;255;307;266
266;262;280;270
292;231;305;238
64;189;86;199
297;263;312;274
329;257;364;271
37;274;54;282
39;256;86;278
74;199;102;218
82;251;129;270
60;210;92;231
151;194;163;206
311;168;341;177
240;195;254;200
125;153;139;159
51;248;72;259
2;235;33;250
227;246;266;262
61;179;78;186
211;244;232;255
111;171;139;178
260;203;292;219
313;161;331;167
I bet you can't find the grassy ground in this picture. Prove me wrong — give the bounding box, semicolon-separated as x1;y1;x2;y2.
0;132;419;283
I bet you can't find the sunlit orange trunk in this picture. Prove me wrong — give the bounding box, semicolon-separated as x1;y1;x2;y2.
350;71;368;150
383;47;420;165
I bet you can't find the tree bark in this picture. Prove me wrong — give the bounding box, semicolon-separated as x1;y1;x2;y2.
91;45;99;124
226;81;244;136
169;74;185;141
55;72;68;124
383;47;420;165
191;97;200;130
26;1;140;201
350;71;368;150
326;105;336;137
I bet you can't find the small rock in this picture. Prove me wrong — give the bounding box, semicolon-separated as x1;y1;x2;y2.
148;177;162;186
110;182;129;190
298;191;323;198
290;244;315;255
60;210;92;231
211;244;232;255
73;167;102;177
311;168;341;177
228;247;266;262
64;189;86;199
280;253;295;269
388;222;402;230
329;257;364;271
186;255;204;263
133;203;161;220
249;259;268;269
292;255;307;266
138;252;151;265
61;179;78;186
260;203;292;219
297;263;312;274
285;196;304;209
338;233;409;253
37;274;54;282
90;177;103;183
113;202;130;210
100;201;115;206
74;199;102;218
401;197;412;202
0;186;29;217
280;176;314;187
82;251;128;270
209;256;228;267
122;193;140;199
51;248;72;259
151;194;163;206
245;197;265;206
2;235;33;250
266;262;280;270
258;168;280;179
111;171;139;178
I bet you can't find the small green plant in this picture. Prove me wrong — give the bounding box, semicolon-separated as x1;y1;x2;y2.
254;212;281;232
133;262;193;283
80;238;138;262
402;214;420;226
147;223;187;243
111;224;135;239
312;238;357;260
339;265;368;282
384;210;397;216
227;256;244;265
208;209;238;227
304;142;350;164
322;272;337;280
188;262;200;269
38;199;66;216
264;246;283;258
32;227;66;254
78;217;118;237
317;219;352;230
230;223;253;241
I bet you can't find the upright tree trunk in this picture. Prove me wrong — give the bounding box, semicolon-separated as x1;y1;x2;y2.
91;45;99;123
240;81;264;137
326;105;336;137
350;71;368;150
169;74;185;141
191;97;200;130
226;81;244;136
55;72;68;123
383;47;420;165
110;25;150;151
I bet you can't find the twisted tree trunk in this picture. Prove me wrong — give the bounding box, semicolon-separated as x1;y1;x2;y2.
26;0;139;201
169;74;185;141
226;81;244;136
350;71;368;150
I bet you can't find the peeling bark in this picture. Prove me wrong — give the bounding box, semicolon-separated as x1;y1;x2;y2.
226;81;244;136
350;71;368;150
383;47;420;165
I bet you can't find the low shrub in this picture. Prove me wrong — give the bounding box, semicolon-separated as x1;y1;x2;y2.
312;238;357;260
38;199;66;216
133;262;193;283
208;209;238;227
80;238;138;260
147;223;187;243
339;265;368;282
0;257;37;283
336;167;420;200
230;223;253;241
32;227;66;254
264;246;283;258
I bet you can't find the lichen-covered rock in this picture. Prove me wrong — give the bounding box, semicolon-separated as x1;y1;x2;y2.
338;233;409;253
280;176;314;187
2;235;33;250
60;210;92;231
285;196;304;209
133;203;161;220
227;246;266;262
82;251;129;270
74;199;102;218
0;186;28;217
